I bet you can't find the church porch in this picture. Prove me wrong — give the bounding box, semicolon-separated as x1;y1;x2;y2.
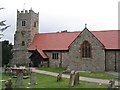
29;49;49;67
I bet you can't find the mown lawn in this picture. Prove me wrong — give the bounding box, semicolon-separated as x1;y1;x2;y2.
1;72;107;89
38;67;65;73
80;72;118;80
37;67;118;80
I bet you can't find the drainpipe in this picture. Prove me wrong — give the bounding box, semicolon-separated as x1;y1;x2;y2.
60;51;62;68
105;50;107;71
115;51;117;71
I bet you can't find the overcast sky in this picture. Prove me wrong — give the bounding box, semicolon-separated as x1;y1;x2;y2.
0;0;119;44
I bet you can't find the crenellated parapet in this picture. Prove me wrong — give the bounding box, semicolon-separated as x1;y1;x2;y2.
17;9;39;15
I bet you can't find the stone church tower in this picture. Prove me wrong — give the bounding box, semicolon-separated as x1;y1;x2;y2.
11;9;39;66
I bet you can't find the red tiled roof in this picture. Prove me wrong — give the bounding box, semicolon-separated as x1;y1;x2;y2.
28;32;80;50
92;30;119;49
28;30;120;51
37;49;48;58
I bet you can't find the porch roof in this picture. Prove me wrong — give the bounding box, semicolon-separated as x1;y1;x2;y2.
37;49;48;58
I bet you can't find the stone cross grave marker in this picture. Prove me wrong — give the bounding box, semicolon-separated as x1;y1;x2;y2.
74;71;79;85
15;73;23;86
29;73;37;85
57;72;62;82
69;70;75;87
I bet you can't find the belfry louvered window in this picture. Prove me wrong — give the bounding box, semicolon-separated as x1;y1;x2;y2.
22;41;25;46
81;41;91;58
22;20;26;26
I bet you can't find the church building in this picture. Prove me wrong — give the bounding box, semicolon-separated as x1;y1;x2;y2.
11;9;120;72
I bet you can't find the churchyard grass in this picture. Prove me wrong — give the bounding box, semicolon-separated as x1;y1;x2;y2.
0;73;2;90
80;72;118;80
1;72;107;88
38;67;65;73
37;68;118;80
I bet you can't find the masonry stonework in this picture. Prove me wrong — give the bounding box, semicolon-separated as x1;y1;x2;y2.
45;51;60;68
61;51;70;68
11;9;39;66
106;51;120;71
116;51;120;71
68;28;105;71
45;51;69;68
106;51;115;71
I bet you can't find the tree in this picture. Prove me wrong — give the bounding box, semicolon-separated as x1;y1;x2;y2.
0;8;11;67
0;8;10;39
2;40;13;66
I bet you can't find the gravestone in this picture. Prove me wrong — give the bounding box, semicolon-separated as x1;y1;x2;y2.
29;73;37;85
107;80;115;90
69;71;80;87
4;78;12;89
74;71;79;85
57;73;62;82
3;65;7;73
69;70;75;87
15;73;23;86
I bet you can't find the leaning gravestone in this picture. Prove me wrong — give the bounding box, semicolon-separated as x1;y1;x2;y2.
15;73;23;87
69;70;75;87
74;71;79;85
107;80;115;90
29;73;37;85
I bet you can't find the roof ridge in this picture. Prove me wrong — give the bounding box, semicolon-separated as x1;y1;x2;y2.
35;30;119;35
91;30;119;32
35;31;80;35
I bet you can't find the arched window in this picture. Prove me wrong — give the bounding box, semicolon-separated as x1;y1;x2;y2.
81;41;91;58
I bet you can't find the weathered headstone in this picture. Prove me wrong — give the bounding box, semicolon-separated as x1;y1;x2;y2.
107;80;115;90
57;73;62;82
3;65;7;73
15;73;23;86
4;78;12;89
69;70;75;87
29;73;37;85
74;71;79;85
28;68;32;75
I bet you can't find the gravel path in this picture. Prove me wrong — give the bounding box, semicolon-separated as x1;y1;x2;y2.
31;67;119;86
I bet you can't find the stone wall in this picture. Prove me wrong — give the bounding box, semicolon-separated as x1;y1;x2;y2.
11;50;31;65
106;50;120;71
68;28;105;71
45;51;69;69
61;51;69;68
116;51;120;71
105;51;115;71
